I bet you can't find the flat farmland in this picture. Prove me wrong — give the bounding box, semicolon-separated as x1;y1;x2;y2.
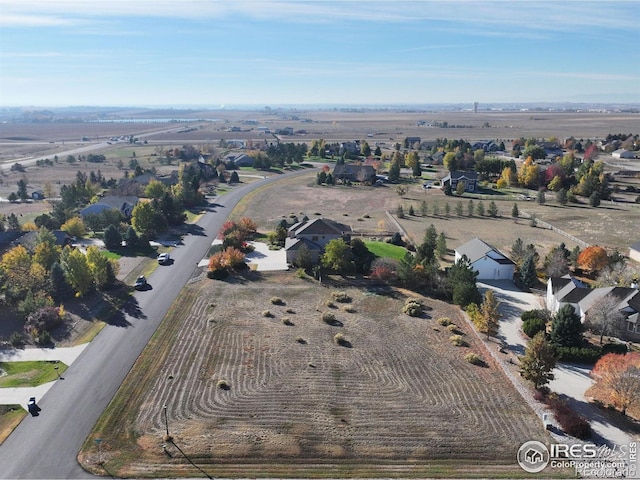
227;171;638;259
82;275;548;478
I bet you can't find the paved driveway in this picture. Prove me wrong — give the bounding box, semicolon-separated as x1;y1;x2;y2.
478;280;635;448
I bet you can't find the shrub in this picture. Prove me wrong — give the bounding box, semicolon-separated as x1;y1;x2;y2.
321;312;337;324
325;300;337;309
465;353;483;365
35;330;52;346
438;317;452;326
217;380;230;390
601;343;628;355
343;306;356;313
522;317;547;338
285;308;295;314
450;335;466;347
334;333;349;346
521;309;549;322
555;346;601;363
296;337;307;344
331;291;352;303
262;310;274;318
281;317;293;326
9;332;25;347
402;298;423;317
447;324;462;334
270;296;285;305
546;397;591;439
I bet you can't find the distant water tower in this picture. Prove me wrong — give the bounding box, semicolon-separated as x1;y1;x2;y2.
473;102;479;113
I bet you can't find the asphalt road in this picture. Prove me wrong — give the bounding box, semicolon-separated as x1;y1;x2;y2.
0;168;314;479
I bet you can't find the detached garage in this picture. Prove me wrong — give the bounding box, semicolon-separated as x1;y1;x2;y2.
454;237;515;280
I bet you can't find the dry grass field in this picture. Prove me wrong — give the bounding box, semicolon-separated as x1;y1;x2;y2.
80;274;548;478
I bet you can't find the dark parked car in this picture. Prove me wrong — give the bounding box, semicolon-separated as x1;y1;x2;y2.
27;397;41;416
134;275;148;290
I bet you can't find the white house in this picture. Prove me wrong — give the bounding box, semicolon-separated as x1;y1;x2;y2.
546;274;640;341
454;237;515;280
612;149;636;159
629;241;640;264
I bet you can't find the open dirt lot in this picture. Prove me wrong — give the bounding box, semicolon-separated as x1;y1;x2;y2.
83;274;548;478
227;171;638;260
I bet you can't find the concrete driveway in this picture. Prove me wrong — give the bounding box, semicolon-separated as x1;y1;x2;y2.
478;280;635;448
198;240;288;271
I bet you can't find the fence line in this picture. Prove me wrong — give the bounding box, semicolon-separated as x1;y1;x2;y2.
523;213;590;249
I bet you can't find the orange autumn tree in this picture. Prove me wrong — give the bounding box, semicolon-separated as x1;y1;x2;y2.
577;246;609;274
591;352;640;416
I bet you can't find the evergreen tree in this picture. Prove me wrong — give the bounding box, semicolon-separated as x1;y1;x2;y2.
519;332;557;389
467;199;474;217
408;205;415;216
448;255;481;307
537;189;546;205
487;200;498;218
103;224;122;250
229;171;240;183
388;162;401;182
48;261;73;302
511;238;525;266
550;304;583;347
455;201;463;216
412;162;422;177
476;201;485;217
325;172;334;185
436;232;447;259
423;224;438;251
124;226;138;250
420;200;428;216
520;253;538;287
511;203;519;219
556;188;568;205
444;203;451;217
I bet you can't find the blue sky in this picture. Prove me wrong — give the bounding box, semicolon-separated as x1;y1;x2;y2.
0;0;638;107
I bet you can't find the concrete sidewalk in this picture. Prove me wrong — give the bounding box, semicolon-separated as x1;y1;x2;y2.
0;344;88;409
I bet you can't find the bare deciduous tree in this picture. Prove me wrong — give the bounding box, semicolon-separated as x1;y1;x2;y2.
585;293;625;345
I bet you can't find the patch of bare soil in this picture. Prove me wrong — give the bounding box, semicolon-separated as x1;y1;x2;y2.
89;273;548;477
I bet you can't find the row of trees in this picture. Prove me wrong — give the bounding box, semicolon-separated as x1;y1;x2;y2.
0;227;120;343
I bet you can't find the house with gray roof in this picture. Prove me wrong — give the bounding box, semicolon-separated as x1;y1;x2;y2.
442;171;478;192
332;164;377;184
546;274;640;341
285;218;351;264
454;237;514;280
80;195;138;218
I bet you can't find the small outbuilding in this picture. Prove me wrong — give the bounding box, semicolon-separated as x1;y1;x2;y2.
454;237;515;280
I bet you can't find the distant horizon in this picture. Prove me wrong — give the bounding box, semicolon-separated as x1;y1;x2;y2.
2;100;640;112
1;1;638;107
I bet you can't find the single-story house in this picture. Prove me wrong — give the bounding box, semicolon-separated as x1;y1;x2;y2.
612;149;636;159
547;274;640;341
454;237;515;280
441;171;478;193
226;154;254;167
31;190;45;200
630;241;640;264
80;195;138;218
285;217;351;264
332;164;377;184
14;230;74;250
472;140;500;152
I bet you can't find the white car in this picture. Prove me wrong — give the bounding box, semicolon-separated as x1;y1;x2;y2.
157;253;171;264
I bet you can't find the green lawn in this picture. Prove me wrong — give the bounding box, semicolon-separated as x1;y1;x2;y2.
0;361;68;388
364;240;407;261
101;250;121;260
